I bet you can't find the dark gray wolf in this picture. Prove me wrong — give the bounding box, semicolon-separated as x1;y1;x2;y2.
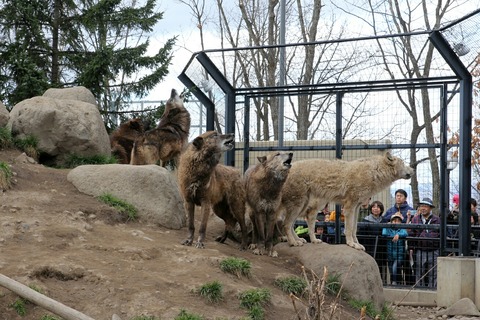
279;152;413;250
110;118;145;164
177;131;248;249
130;89;191;167
244;152;293;257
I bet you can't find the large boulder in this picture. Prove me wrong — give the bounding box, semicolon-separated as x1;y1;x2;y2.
276;242;385;310
0;102;8;127
7;95;110;165
43;86;97;106
67;164;185;229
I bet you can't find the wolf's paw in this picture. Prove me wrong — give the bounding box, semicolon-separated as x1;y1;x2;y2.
289;240;304;247
253;248;263;255
311;238;322;244
181;239;193;246
347;241;365;251
194;241;206;249
268;250;278;258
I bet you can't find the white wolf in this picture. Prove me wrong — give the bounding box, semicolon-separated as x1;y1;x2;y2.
279;152;414;250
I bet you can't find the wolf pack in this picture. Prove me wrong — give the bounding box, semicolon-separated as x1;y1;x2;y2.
110;89;414;257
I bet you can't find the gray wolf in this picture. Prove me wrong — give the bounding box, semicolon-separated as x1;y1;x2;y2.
177;131;248;249
244;152;293;257
279;152;413;250
110;118;145;164
130;89;191;167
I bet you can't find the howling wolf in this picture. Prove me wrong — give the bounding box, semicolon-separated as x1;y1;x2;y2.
177;131;248;250
244;152;293;257
130;89;191;167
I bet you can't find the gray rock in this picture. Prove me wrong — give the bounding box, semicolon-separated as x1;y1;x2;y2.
0;101;8;127
436;298;480;317
276;242;384;311
7;95;110;165
43;86;97;105
67;164;185;229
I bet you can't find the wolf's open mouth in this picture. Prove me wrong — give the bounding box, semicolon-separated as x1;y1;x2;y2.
224;138;234;149
283;157;292;168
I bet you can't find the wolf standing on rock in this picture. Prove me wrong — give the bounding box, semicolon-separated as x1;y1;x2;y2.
130;89;191;167
279;152;414;250
177;131;248;250
244;152;293;257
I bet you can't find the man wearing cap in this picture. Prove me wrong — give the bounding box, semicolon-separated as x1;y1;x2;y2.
409;197;440;288
383;189;414;223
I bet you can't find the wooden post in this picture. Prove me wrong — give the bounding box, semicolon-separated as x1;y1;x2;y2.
0;273;95;320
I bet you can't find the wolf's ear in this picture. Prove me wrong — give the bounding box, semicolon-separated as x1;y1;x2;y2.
130;119;142;130
192;137;204;149
257;156;267;164
385;152;394;162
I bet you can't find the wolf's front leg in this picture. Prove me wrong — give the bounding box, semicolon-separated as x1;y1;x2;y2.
181;201;195;246
195;203;211;248
344;212;364;251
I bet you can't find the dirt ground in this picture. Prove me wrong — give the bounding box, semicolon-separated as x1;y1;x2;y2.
0;148;433;320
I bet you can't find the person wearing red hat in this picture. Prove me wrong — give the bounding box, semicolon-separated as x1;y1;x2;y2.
447;194;460;238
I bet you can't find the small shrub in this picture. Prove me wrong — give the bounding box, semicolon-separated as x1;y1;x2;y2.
0;126;13;148
97;193;138;221
13;134;39;159
238;288;271;310
174;309;205;320
219;257;251;278
63;153;117;168
11;298;27;316
196;280;223;303
0;161;13;190
274;276;307;296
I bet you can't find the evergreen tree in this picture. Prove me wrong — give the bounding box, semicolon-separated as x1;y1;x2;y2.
0;0;175;130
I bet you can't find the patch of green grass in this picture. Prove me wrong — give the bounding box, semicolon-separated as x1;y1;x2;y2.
0;161;13;190
11;298;27;316
174;309;205;320
247;305;265;320
219;257;251;278
0;126;13;149
97;193;138;221
40;315;62;320
324;272;343;296
238;288;271;310
348;300;395;320
13;134;39;159
63;153;117;168
274;276;307;296
196;280;223;303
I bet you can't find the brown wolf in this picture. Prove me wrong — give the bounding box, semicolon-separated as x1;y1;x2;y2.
110;118;145;164
130;89;191;167
177;131;248;249
279;152;413;250
244;152;293;257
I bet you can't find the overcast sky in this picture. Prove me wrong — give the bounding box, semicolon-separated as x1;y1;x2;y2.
145;0;480;101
